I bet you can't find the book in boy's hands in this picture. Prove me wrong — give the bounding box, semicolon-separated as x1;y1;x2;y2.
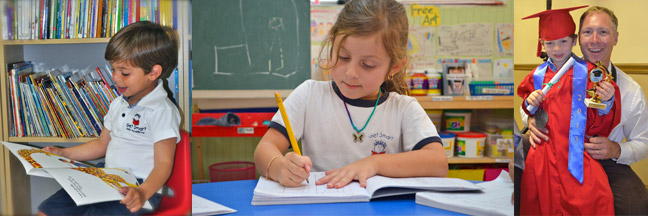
251;172;482;205
1;141;152;209
415;171;514;216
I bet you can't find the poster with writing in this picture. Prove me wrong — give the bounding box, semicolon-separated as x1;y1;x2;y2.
409;4;440;27
408;26;436;70
496;24;513;56
438;23;493;56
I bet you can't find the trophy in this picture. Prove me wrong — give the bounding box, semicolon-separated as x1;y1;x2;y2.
585;61;613;109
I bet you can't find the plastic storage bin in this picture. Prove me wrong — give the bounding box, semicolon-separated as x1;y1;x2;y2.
438;132;456;158
209;161;256;182
455;132;487;158
192;112;275;137
485;130;514;158
444;110;471;132
469;82;514;96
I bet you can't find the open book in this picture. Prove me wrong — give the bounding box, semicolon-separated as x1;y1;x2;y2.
416;171;514;216
252;172;482;205
1;141;152;209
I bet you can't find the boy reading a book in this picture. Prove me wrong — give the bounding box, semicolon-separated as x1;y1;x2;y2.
37;21;181;215
518;6;621;215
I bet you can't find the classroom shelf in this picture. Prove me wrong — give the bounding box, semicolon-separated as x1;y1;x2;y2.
447;157;511;164
2;38;111;45
7;136;95;143
415;96;514;110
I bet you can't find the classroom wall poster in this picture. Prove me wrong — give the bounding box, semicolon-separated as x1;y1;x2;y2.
496;23;513;56
493;59;513;82
437;23;493;56
408;26;436;70
310;8;339;44
409;4;440;27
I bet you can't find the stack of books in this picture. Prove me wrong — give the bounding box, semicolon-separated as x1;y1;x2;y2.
7;61;119;138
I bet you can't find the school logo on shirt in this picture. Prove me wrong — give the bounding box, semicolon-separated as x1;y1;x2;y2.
368;132;393;155
126;113;147;134
372;140;387;155
133;114;141;125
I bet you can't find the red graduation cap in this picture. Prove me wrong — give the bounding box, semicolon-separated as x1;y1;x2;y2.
522;5;588;57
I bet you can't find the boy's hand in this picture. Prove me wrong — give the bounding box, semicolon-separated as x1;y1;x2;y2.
43;146;65;156
119;187;146;213
276;152;312;187
596;81;615;101
316;156;378;188
526;90;545;108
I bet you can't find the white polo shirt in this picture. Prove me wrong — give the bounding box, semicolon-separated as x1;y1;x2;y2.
104;80;181;179
270;80;441;172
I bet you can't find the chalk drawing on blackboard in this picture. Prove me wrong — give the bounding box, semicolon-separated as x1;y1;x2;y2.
212;0;301;79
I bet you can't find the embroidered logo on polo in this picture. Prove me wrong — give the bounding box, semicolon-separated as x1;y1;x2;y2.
368;132;393;155
133;114;141;126
372;140;386;155
126;113;147;134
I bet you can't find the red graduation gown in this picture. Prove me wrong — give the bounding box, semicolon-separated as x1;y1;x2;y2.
518;61;621;215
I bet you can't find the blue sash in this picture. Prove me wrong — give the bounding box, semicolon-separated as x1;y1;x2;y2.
532;58;587;184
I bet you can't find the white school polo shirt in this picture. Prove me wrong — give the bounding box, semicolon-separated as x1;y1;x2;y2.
104;80;181;179
270;80;441;172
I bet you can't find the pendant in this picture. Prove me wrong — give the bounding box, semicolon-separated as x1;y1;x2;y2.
353;132;364;143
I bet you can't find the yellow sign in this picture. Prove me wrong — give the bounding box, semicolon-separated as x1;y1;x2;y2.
411;4;440;27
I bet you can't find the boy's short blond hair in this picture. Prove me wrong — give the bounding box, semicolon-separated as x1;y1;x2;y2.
105;21;178;79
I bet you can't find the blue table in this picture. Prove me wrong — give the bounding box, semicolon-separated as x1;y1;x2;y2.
192;180;466;215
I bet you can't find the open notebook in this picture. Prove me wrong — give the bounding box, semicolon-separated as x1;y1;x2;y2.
252;172;482;205
416;171;514;216
192;194;237;216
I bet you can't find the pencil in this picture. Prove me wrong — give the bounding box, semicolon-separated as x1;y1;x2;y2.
274;92;309;183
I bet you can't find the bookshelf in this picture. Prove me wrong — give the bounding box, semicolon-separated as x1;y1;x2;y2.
0;1;192;214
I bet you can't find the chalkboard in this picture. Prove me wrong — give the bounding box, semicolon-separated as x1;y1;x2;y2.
193;0;310;90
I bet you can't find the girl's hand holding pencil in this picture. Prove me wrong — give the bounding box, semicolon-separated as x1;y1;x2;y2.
273;152;312;187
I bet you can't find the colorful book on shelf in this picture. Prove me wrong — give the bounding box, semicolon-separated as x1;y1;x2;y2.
36;76;65;137
7;61;24;136
251;172;482;205
0;141;153;209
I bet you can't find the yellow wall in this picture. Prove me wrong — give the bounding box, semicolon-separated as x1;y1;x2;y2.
514;1;648;184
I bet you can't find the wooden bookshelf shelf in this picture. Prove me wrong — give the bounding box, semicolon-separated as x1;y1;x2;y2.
447;157;511;164
415;96;514;109
2;38;111;45
7;137;95;143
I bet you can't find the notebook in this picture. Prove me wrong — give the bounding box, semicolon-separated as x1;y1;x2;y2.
415;171;514;216
252;172;482;205
192;194;237;216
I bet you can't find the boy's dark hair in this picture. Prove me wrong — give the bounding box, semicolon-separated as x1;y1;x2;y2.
105;21;178;80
